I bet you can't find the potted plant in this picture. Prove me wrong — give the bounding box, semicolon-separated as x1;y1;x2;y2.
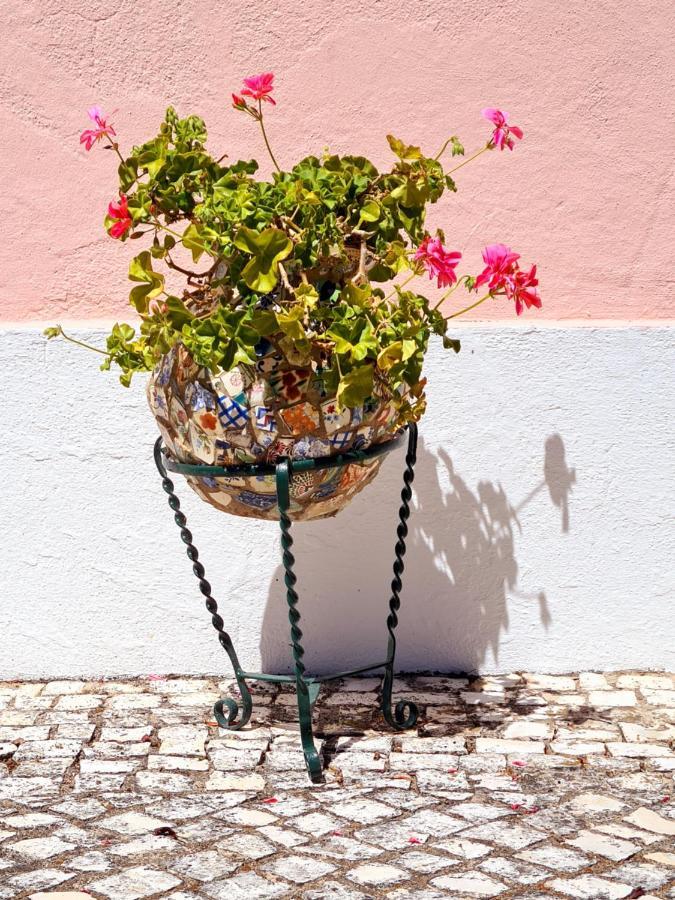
48;75;540;521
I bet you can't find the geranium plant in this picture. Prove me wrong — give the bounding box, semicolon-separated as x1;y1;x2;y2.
47;73;540;425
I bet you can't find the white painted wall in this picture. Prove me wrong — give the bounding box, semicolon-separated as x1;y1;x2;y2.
0;323;673;678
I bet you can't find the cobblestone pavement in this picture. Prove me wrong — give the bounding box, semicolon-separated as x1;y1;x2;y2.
1;672;674;899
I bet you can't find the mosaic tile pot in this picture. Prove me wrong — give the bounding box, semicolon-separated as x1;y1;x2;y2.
147;341;402;521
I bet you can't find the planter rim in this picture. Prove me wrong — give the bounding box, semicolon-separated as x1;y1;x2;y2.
157;426;408;479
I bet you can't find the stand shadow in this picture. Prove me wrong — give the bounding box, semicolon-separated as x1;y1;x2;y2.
259;434;573;676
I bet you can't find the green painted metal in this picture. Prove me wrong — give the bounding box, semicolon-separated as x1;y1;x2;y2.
153;424;419;784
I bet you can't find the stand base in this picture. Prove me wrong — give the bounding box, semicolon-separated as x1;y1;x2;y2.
154;424;420;784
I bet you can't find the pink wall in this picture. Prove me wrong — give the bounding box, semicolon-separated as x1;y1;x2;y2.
2;0;673;322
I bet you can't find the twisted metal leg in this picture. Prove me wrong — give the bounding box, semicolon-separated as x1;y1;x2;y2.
381;423;419;730
153;439;253;729
275;459;324;783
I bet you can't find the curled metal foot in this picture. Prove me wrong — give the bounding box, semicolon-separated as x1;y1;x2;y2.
213;695;252;731
304;746;324;783
384;697;419;730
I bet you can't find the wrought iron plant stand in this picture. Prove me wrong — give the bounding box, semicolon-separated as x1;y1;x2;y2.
154;423;420;783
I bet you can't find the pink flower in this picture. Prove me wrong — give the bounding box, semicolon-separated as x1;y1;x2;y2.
241;72;276;105
415;235;462;289
107;193;132;239
482;108;523;151
475;243;521;292
80;105;116;151
505;264;541;316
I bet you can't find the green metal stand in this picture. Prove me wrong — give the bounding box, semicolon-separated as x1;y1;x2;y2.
153;423;419;784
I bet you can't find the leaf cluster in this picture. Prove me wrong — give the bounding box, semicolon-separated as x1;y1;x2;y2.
66;108;466;420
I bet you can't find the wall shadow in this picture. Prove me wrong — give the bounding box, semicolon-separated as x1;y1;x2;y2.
259;434;572;675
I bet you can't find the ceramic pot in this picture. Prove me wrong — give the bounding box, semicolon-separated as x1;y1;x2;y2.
147;340;401;521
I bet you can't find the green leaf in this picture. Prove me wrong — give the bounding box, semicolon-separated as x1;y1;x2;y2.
181;223;206;262
442;335;461;353
128;251;165;314
164;295;194;329
250;309;278;336
233;226;293;292
341;281;372;309
358;199;381;223
377;341;403;371
445;174;457;192
337;364;375;408
386;134;423;162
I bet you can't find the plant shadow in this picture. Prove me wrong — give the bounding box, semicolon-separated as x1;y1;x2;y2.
259;433;573;676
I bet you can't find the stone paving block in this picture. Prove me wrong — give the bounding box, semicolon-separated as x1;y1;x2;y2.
566;828;640;860
259;824;309;848
1;811;62;829
479;855;549;885
550;740;606;755
459;820;547;849
13;739;81;760
6;835;76;859
609;741;675;757
205;771;265;791
347;863;408;885
43;681;86;695
224;832;277;859
624;806;675;835
617;674;674;690
429;872;507;895
263;853;337;882
328;797;398;823
99;811;171;835
299;834;384;861
394;849;458;873
460;691;508;705
579;672;612;690
73;773;127;793
5;869;75;894
606;861;672;890
201;870;290;898
546;875;632;898
567;792;627;814
398;735;467;754
0;726;50;742
54;694;103;710
216;806;278;827
301;881;368;899
475;738;545;754
390;752;460;771
588;690;637;707
524;674;577;691
169;849;240;881
68;851;112;872
502;720;554;739
516;844;593;872
90;865;182;899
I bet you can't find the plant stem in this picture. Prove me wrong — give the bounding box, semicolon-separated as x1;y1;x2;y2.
445;145;490;176
151;219;215;257
110;143;126;166
382;270;418;302
432;278;463;310
257;100;281;173
444;293;491;320
52;326;111;356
